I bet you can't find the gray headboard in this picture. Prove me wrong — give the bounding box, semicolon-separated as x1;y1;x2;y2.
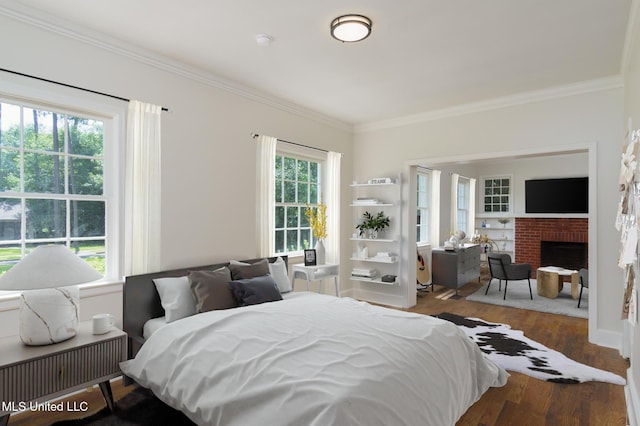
123;256;287;360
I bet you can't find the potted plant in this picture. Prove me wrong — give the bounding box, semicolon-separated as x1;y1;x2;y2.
356;211;390;239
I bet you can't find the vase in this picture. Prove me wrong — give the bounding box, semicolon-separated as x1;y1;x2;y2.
315;239;326;265
367;229;378;239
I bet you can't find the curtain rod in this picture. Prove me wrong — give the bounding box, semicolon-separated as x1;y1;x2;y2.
0;68;169;112
252;133;343;156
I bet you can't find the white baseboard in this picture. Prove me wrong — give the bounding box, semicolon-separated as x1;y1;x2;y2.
590;327;622;351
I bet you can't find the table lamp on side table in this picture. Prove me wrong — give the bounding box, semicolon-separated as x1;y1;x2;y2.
0;244;103;346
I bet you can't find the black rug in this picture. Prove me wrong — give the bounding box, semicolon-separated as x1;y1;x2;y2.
434;312;626;385
51;387;195;426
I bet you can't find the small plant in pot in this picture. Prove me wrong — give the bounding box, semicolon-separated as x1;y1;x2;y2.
356;211;390;239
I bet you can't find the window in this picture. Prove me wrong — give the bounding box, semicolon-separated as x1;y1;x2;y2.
456;177;470;234
274;153;322;254
482;176;511;213
0;100;107;277
416;171;431;243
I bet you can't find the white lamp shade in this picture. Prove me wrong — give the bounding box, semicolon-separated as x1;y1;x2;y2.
0;245;102;290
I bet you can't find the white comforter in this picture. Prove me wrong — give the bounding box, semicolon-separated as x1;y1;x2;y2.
121;293;507;426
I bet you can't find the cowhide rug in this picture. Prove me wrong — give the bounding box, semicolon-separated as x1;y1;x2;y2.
434;312;626;385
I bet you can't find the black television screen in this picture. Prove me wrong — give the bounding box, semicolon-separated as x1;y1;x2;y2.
525;177;588;214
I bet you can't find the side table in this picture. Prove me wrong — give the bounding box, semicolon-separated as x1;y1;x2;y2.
0;321;127;425
292;263;340;296
536;266;580;299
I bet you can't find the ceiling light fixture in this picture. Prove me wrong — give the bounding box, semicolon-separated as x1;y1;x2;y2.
330;14;372;43
255;34;274;46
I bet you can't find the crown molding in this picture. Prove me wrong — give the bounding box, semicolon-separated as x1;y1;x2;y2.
0;2;352;132
354;75;624;133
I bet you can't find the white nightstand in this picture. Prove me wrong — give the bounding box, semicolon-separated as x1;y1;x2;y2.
0;321;126;425
292;263;340;296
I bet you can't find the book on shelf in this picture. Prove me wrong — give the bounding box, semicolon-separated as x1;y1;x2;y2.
351;268;378;278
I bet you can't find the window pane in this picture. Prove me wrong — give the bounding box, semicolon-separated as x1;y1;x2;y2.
69;240;105;274
275;206;284;228
286;230;298;252
23;152;65;193
275;180;282;203
0;103;21;148
0;149;20;192
275;230;284;253
284;157;296;180
71;201;105;238
26;198;66;238
286;206;298;227
0;199;21;241
70;158;104;195
0;244;21;275
310;162;318;183
300;229;311;249
24;109;64;152
68;117;103;157
300;207;310;227
309;183;318;204
284;181;296;202
275;156;283;180
298;183;308;204
297;160;309;182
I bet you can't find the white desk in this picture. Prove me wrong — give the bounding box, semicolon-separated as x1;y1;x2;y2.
292;264;340;296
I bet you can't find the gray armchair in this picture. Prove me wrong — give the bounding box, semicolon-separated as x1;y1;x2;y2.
486;254;532;300
578;268;588;308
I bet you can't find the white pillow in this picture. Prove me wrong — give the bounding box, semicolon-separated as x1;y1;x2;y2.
269;257;292;293
153;276;196;323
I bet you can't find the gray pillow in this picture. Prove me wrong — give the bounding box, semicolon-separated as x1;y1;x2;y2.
228;274;283;306
189;267;237;312
228;258;270;280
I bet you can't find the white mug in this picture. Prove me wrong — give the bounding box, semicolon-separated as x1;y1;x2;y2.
92;313;115;335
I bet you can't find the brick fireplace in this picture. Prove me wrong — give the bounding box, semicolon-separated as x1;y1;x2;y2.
514;217;588;277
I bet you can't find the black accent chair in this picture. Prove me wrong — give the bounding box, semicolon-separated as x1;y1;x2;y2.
486;254;532;300
578;268;589;308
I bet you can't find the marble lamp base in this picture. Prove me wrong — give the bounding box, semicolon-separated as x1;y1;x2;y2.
19;285;80;345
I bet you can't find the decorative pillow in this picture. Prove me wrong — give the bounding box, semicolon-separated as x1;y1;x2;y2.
153;276;196;323
228;258;270;280
189;267;237;313
268;256;292;293
228;274;283;306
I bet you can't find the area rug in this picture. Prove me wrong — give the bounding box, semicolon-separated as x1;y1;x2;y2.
466;279;588;319
51;386;195;425
434;312;626;385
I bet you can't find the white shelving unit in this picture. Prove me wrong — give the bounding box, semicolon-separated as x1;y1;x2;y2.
350;176;402;288
474;215;515;257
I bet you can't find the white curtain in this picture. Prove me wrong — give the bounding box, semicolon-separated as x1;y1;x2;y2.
256;135;277;257
124;100;162;275
450;173;459;233
468;178;477;237
430;169;441;245
326;152;341;264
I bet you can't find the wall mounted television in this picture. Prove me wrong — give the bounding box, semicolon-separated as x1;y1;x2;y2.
525;177;588;214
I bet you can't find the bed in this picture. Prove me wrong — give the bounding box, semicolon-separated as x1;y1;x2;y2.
120;256;508;425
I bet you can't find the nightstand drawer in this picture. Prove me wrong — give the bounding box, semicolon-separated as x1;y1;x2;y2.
1;336;124;402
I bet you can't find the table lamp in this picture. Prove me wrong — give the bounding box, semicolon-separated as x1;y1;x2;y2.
0;244;103;345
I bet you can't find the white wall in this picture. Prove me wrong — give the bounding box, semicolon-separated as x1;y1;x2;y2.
354;86;624;346
0;13;354;336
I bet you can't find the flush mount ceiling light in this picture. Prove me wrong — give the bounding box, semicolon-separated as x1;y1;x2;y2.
330;14;372;42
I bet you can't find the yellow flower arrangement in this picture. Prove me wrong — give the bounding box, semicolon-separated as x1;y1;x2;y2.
304;202;327;240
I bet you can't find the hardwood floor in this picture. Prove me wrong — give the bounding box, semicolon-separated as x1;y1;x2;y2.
8;281;629;426
409;281;629;426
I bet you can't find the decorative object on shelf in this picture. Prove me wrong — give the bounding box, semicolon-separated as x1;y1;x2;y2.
0;244;103;346
304;249;317;266
498;218;511;228
356;211;390;239
381;274;396;283
368;177;393;184
305;202;328;264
